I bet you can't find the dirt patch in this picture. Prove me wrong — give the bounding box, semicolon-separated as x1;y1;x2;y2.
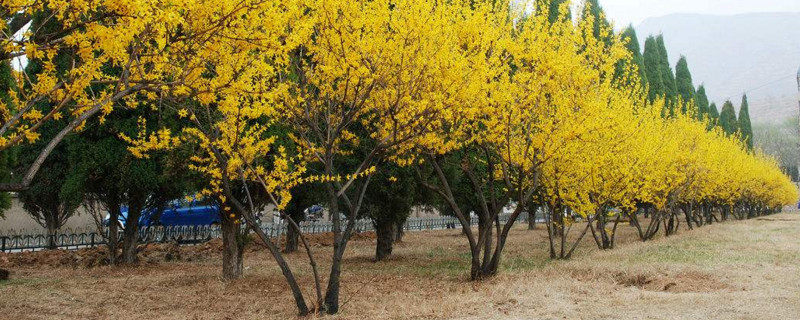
612;270;732;293
567;267;732;293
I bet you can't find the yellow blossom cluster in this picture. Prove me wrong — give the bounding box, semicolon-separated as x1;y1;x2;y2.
3;0;796;216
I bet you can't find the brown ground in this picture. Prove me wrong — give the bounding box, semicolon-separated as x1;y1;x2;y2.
1;213;799;319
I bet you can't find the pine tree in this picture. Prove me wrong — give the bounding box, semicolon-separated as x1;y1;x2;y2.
719;100;739;136
642;36;665;103
695;85;710;120
674;56;696;115
619;26;647;86
738;94;754;150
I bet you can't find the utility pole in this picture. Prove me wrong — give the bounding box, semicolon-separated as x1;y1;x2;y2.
797;65;800;187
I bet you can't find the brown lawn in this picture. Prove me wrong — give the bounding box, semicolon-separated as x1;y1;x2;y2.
2;212;800;319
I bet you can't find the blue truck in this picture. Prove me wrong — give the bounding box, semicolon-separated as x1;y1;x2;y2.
105;197;221;228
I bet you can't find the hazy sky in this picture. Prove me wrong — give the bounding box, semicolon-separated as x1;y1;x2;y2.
597;0;800;26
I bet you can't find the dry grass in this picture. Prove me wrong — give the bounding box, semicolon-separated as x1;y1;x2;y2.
2;212;800;319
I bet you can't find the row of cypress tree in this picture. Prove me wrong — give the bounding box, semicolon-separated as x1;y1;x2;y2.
589;0;755;150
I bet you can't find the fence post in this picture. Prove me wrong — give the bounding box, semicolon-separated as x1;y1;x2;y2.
1;236;5;253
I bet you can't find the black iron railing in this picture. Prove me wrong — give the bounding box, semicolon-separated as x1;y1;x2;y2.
0;213;532;253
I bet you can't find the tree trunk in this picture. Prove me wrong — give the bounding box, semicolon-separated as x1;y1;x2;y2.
527;204;538;230
45;214;58;250
284;222;299;253
324;244;344;314
121;201;143;264
323;179;343;314
221;217;244;280
107;200;121;265
681;204;694;230
374;217;394;261
393;221;404;242
121;222;140;264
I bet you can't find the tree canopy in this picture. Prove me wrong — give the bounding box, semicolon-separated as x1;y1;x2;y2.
675;56;696;114
738;95;754;150
719;100;739;136
695;85;710;120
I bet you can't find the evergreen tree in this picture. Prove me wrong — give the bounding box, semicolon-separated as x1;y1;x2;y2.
15;12;80;238
642;36;665;103
656;35;677;97
709;102;720;119
16;117;81;249
738;94;754;150
719;100;739;136
536;0;570;24
0;59;16;218
282;174;325;253
584;0;612;45
674;56;696;115
363;163;420;261
68;104;190;264
0;22;18;217
618;25;647;86
695;85;710;120
707;102;721;130
656;35;678;115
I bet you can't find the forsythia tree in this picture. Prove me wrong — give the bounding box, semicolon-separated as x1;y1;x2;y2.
2;0;797;317
0;0;302;190
280;0;476;312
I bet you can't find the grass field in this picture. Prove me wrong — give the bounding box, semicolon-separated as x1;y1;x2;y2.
2;212;799;319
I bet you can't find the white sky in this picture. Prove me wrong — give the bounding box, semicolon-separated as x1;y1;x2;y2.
596;0;800;26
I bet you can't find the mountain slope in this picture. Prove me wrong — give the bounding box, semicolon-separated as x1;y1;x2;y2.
636;12;800;123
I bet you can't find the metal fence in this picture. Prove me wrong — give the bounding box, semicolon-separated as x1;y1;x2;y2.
0;213;532;253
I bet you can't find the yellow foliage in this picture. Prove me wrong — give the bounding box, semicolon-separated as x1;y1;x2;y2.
4;0;795;217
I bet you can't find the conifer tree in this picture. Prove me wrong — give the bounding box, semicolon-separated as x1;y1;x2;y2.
656;35;678;115
719;100;739;136
656;35;677;97
707;102;721;130
695;85;710;120
709;102;720;119
619;26;647;86
0;59;15;217
674;56;696;114
0;21;16;215
738;94;754;150
536;0;570;24
584;0;612;45
643;36;665;102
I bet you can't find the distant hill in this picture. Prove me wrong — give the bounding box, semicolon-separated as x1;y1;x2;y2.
636;12;800;123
